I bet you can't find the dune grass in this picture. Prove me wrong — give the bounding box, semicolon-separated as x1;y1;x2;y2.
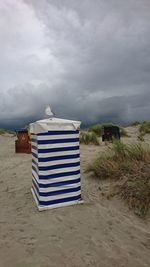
87;141;150;217
88;123;128;137
119;127;128;137
138;121;150;141
0;128;6;135
139;121;150;135
80;131;99;145
88;124;103;136
138;133;145;142
131;121;141;126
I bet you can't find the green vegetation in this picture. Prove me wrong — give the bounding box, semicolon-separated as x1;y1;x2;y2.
88;124;103;136
139;121;150;135
138;132;145;142
0;128;15;136
138;121;150;141
80;131;99;145
0;128;5;135
119;126;128;137
131;121;140;126
88;123;128;137
80;123;128;145
87;142;150;218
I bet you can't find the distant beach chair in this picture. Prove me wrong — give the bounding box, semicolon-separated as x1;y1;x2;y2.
15;129;31;153
102;126;120;142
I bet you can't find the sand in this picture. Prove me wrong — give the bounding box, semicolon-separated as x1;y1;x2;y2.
0;127;150;267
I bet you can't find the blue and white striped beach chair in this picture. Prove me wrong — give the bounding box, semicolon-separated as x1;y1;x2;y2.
30;118;82;211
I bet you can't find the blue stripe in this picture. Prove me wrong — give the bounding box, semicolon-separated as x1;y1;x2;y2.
39;162;80;171
31;138;37;143
32;173;81;188
32;165;38;175
32;186;39;204
38;146;79;154
38;138;79;145
39;154;80;162
32;158;38;166
32;172;39;183
39;170;80;180
32;152;38;159
39;194;81;206
32;145;37;151
38;130;79;136
38;186;81;197
32;178;39;193
33;176;81;188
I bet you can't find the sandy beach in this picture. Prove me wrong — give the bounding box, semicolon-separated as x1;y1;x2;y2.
0;127;150;267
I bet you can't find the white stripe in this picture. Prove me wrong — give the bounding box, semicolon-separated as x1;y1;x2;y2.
39;191;81;202
31;145;37;150
32;156;38;164
32;169;39;182
37;141;79;149
31;188;83;211
31;148;38;153
38;149;80;158
38;158;80;167
32;146;38;151
39;166;80;176
32;169;80;184
33;173;80;185
31;137;37;140
33;186;81;201
32;148;38;155
32;178;81;193
37;201;84;211
32;162;39;174
39;183;81;193
31;140;37;146
38;200;83;210
32;174;80;189
32;154;38;162
37;134;79;141
32;176;39;185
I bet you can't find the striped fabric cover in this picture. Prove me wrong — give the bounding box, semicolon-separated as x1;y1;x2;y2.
31;130;82;210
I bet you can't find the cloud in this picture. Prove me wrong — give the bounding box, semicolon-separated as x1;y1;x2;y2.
0;0;150;128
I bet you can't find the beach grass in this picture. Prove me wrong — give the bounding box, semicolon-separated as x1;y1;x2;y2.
80;131;99;145
139;121;150;135
0;128;6;135
88;123;128;137
87;141;150;217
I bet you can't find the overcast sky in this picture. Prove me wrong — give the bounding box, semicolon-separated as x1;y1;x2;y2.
0;0;150;128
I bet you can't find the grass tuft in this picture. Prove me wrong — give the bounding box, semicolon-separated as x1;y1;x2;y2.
121;171;150;218
88;123;128;137
88;124;103;136
0;128;6;135
131;121;141;126
119;127;128;137
139;121;150;135
87;141;150;217
80;131;99;145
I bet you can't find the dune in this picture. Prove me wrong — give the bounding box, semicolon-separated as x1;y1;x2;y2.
0;127;150;267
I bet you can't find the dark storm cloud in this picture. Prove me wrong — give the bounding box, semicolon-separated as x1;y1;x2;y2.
0;0;150;127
